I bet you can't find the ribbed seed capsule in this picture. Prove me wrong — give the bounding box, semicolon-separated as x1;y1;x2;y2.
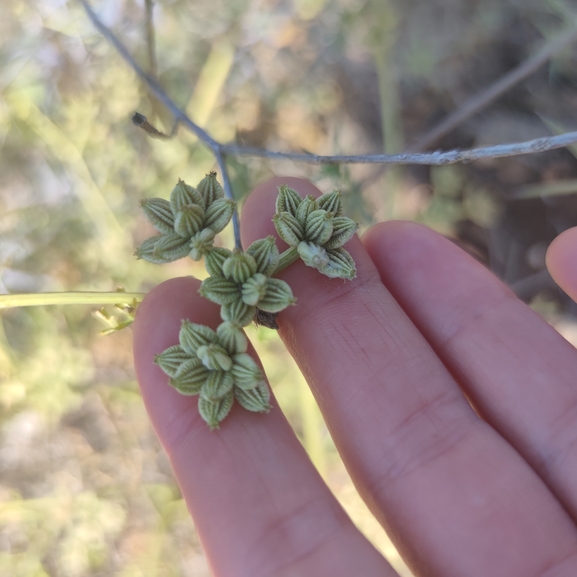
220;300;256;327
141;198;174;234
154;345;190;377
174;204;205;238
204;198;235;233
135;236;170;264
276;185;302;217
273;212;304;247
179;320;215;354
152;233;192;262
241;273;268;307
324;216;357;249
234;381;271;412
257;278;296;313
170;179;203;213
222;251;258;284
200;370;234;401
297;241;330;270
305;210;333;245
317;190;343;216
189;228;216;261
205;247;232;277
198;392;234;429
197;172;225;209
199;277;241;305
246;237;279;276
216;322;248;355
196;343;233;371
170;358;209;394
231;353;263;389
296;195;318;225
321;248;357;279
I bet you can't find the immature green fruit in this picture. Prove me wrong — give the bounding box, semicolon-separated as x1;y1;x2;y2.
198;392;234;430
234;381;271;413
140;198;174;234
197;171;225;209
189;229;216;261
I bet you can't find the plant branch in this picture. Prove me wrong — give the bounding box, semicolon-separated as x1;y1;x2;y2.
80;0;577;175
0;292;145;309
408;20;577;152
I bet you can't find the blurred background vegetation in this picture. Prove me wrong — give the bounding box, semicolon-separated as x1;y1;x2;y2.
2;0;577;575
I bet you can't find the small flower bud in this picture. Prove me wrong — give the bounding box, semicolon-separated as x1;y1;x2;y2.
154;345;190;377
141;198;174;234
241;273;268;307
297;241;330;270
234;381;271;413
170;358;209;395
200;370;234;401
197;172;224;209
204;198;236;234
305;210;333;245
189;228;216;261
273;212;304;247
199;277;241;305
257;278;296;313
246;237;279;276
231;353;263;389
170;179;203;213
222;251;258;284
324;216;358;249
196;343;233;371
174;204;205;238
216;322;248;355
198;391;234;429
276;185;302;216
317;190;343;216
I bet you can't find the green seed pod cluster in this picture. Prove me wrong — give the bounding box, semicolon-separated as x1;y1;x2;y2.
200;237;296;327
155;320;270;429
136;172;235;263
273;186;358;279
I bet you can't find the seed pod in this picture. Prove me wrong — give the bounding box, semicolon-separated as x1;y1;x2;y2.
174;204;205;238
170;358;209;395
241;273;268;307
204;198;235;233
135;235;171;264
297;241;330;271
257;278;296;313
321;247;357;279
189;228;216;261
276;185;302;216
196;343;233;371
141;198;174;234
198;391;234;429
220;299;256;327
205;247;233;277
273;212;304;247
317;190;343;216
199;277;241;305
197;172;225;209
152;233;191;262
170;179;203;214
154;345;190;377
216;322;248;355
179;320;216;354
222;251;258;284
246;237;279;276
324;216;358;249
305;210;333;245
200;370;234;401
234;381;271;412
296;195;318;225
231;353;263;389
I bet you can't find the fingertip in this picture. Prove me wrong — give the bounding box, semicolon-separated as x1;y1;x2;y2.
546;227;577;301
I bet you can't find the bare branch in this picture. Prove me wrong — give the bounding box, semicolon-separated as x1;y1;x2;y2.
409;21;577;152
80;0;577;177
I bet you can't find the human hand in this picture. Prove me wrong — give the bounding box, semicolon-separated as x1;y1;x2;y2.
133;177;577;577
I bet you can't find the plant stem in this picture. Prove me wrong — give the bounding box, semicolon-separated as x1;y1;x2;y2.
274;247;299;274
0;292;146;309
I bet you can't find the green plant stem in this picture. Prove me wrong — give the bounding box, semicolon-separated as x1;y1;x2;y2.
274;247;299;274
0;292;146;309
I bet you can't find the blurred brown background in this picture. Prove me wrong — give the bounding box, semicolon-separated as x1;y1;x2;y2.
2;0;577;575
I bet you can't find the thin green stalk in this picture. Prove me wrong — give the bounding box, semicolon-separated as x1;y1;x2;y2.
0;292;145;309
274;247;299;274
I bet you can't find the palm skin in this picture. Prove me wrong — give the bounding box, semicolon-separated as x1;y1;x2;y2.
134;177;577;577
